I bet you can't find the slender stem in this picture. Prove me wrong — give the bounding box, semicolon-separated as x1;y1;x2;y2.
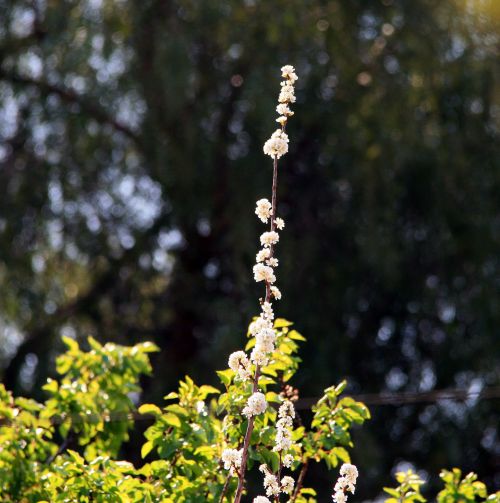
275;451;283;503
234;155;279;503
45;430;73;465
219;473;232;503
291;460;309;502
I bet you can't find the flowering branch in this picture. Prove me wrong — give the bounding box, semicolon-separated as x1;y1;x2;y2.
332;464;359;503
223;65;297;503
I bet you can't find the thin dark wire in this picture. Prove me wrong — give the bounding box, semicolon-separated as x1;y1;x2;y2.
1;386;499;426
295;386;500;409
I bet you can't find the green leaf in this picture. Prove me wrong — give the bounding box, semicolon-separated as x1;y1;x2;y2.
42;378;59;393
62;336;79;351
164;391;179;400
87;336;103;351
138;404;162;416
164;413;182;428
165;404;189;417
216;369;234;386
245;338;256;350
141;440;154;459
274;319;293;328
300;488;317;496
333;447;350;463
67;449;85;465
288;330;306;341
199;385;220;397
384;488;401;497
138;342;160;353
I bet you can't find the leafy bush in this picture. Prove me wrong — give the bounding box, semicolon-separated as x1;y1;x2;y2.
0;321;370;502
0;329;497;501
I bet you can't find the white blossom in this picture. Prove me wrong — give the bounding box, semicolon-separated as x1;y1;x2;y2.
228;351;252;381
332;463;358;503
281;475;295;494
265;474;280;496
283;453;294;468
275;217;285;230
340;463;358;483
335;493;347;503
276;116;287;125
253;263;276;284
261;301;274;320
276;103;294;117
278;400;295;419
263;129;289;159
279;83;296;104
251;321;277;364
243;392;267;417
274;425;292;452
252;325;277;365
249;315;272;336
266;257;278;268
256;248;271;263
270;286;282;300
274;400;295;452
281;65;298;83
255;327;276;350
221;448;242;476
260;231;279;247
250;346;270;366
260;465;280;497
255;198;272;223
196;400;207;415
253;497;271;503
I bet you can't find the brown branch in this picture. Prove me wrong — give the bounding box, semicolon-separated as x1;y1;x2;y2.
0;69;142;148
276;451;283;502
45;430;74;465
291;459;309;502
219;473;232;503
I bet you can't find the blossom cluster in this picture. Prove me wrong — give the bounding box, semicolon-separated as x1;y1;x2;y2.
228;351;251;381
242;391;268;418
251;400;296;500
263;65;298;159
249;302;277;367
274;400;295;455
221;448;242;476
332;463;359;503
253;497;271;503
256;464;295;499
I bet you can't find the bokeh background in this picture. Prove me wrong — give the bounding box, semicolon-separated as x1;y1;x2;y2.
0;0;499;500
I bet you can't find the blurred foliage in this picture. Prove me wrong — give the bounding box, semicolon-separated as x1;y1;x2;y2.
0;338;156;501
0;0;499;498
384;468;500;503
384;470;426;503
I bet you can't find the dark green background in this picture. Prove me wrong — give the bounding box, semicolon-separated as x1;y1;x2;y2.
0;0;499;499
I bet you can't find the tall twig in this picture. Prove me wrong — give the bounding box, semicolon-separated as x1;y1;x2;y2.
234;155;279;503
291;460;309;502
219;473;232;503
